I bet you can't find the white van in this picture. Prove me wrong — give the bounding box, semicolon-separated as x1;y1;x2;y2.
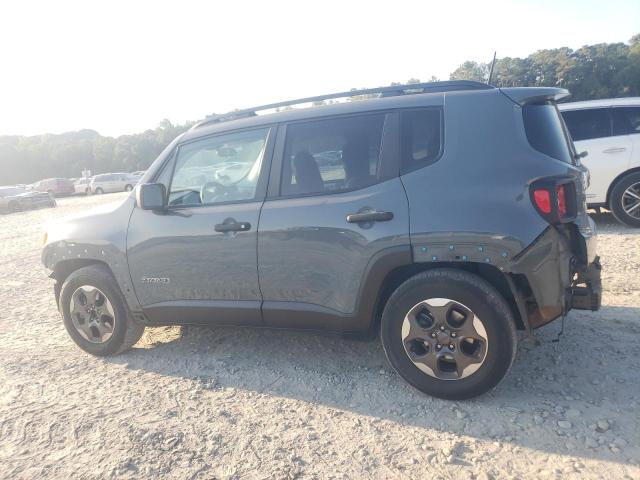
90;173;135;194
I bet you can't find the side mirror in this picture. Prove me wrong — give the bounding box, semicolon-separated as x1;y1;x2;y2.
136;183;166;210
577;150;588;159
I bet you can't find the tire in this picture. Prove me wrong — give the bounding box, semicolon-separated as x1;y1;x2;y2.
94;187;104;195
380;268;517;400
124;184;133;192
59;264;144;356
609;172;640;228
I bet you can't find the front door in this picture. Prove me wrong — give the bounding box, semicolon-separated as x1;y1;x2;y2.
127;127;273;325
257;113;411;333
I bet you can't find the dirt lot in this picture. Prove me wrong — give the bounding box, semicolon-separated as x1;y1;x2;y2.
1;193;639;479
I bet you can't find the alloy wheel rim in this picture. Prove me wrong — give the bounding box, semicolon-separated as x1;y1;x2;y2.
69;285;116;343
621;182;640;219
401;298;488;380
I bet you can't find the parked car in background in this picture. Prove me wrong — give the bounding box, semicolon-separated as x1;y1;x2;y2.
127;171;145;184
0;186;56;213
89;173;136;194
42;81;601;400
74;177;92;195
559;98;640;227
30;178;75;197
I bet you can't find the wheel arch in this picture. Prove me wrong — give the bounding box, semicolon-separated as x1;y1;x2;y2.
370;261;528;336
51;259;115;306
605;167;640;207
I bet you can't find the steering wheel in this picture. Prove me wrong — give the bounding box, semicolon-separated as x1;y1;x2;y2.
200;181;231;204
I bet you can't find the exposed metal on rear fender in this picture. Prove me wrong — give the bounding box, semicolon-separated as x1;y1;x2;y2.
412;227;573;329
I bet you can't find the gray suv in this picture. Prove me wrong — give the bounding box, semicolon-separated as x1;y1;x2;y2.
42;82;602;399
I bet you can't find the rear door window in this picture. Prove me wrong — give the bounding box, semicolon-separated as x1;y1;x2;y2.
523;104;574;163
561;108;611;141
612;107;640;136
280;114;385;196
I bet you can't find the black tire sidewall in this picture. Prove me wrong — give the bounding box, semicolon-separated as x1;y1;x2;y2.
610;172;640;228
381;269;516;400
60;267;130;356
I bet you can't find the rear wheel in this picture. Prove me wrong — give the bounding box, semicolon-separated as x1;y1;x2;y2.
380;268;517;400
94;187;104;195
59;265;144;356
610;172;640;228
124;184;133;192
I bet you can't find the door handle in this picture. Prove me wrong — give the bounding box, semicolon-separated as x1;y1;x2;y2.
603;147;627;154
346;211;394;223
214;221;251;232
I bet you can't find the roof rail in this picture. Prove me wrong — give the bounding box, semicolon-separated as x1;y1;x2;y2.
192;80;492;129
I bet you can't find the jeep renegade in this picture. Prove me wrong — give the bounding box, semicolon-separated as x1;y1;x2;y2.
42;81;602;399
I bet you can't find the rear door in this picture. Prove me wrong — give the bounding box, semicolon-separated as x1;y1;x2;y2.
561;108;632;204
257;113;410;332
611;106;640;165
127;127;274;325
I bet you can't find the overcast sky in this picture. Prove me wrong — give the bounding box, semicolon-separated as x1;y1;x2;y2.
1;0;638;137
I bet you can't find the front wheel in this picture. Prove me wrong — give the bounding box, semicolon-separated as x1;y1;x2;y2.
59;265;145;356
94;187;104;195
610;172;640;228
124;184;133;192
380;268;517;400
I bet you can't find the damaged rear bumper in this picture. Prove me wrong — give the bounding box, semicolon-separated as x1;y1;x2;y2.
569;256;602;311
508;220;601;329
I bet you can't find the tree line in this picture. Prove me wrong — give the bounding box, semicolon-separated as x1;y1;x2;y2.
451;34;640;100
1;34;638;185
0;120;192;185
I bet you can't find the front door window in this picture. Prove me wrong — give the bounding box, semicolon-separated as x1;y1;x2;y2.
168;128;269;206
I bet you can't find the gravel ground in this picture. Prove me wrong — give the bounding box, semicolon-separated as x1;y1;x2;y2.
1;193;639;479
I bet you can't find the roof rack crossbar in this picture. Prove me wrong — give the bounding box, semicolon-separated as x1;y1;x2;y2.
192;80;492;129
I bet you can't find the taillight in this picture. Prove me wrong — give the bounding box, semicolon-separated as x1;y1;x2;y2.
530;178;576;224
533;189;552;214
556;184;567;217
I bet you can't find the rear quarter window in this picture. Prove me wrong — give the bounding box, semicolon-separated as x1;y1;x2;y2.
523;104;574;164
400;108;443;173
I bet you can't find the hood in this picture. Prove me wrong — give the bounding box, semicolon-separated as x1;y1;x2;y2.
48;197;129;226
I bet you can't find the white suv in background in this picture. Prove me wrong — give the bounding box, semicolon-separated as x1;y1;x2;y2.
560;98;640;227
89;173;136;194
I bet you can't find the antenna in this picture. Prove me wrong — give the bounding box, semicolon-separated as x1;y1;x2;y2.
487;51;497;85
